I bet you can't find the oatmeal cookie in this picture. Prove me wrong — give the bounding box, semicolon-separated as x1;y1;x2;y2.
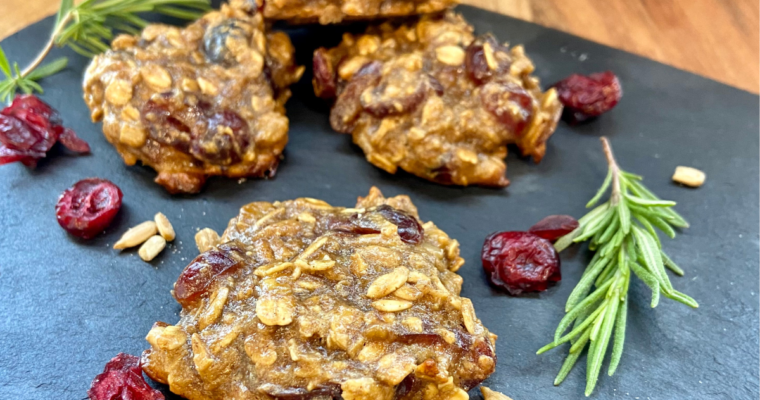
258;0;457;24
83;2;304;194
313;12;563;187
142;187;496;400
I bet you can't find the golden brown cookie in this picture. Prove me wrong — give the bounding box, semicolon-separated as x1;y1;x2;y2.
314;12;562;187
83;2;304;193
142;187;496;400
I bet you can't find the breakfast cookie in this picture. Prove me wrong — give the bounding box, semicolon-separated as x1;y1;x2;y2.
258;0;457;24
142;187;496;400
83;2;304;193
313;12;562;187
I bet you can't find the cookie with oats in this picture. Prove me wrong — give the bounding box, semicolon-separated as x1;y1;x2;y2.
83;2;304;193
142;187;496;400
313;12;562;187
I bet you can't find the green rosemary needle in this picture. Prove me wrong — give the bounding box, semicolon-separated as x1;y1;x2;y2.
538;137;698;396
0;0;210;103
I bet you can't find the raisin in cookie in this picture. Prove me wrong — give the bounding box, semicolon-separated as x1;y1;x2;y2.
83;2;304;193
313;12;562;187
142;187;496;400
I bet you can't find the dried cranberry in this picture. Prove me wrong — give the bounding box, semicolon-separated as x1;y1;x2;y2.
88;353;164;400
529;215;579;242
327;205;423;244
344;213;382;235
55;178;123;240
465;35;512;85
190;110;249;165
58;127;92;153
360;68;427;117
481;231;560;295
141;98;192;151
0;115;45;153
142;96;250;165
330;61;381;133
0;95;89;167
312;48;337;99
480;80;535;136
553;71;622;123
375;205;424;244
174;243;246;306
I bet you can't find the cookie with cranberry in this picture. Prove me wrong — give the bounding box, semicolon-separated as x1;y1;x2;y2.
83;2;303;193
314;12;562;187
142;187;496;400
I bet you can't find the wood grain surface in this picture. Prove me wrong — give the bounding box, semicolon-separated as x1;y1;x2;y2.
0;0;757;93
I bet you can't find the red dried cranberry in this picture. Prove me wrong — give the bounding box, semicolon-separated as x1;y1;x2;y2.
529;215;579;242
312;48;337;99
190;109;249;165
375;205;424;245
481;231;560;295
480;81;534;136
58;127;92;153
141;98;193;151
88;353;164;400
343;213;382;235
55;178;123;240
327;205;424;244
553;71;622;123
360;68;427;117
0;95;89;167
174;243;246;306
330;61;382;133
465;35;512;85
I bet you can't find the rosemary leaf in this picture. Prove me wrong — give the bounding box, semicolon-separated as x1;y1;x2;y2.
565;257;612;311
608;298;628;376
618;199;631;234
586;290;619;396
586;168;613;208
25;57;68;81
662;251;685;276
630;261;660;307
633;213;662;248
648;215;677;239
626;195;677;208
0;46;11;78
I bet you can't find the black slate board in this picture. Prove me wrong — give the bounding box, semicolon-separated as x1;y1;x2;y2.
1;5;758;400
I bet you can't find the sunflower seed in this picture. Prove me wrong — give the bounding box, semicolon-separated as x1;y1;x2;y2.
113;221;158;250
154;212;175;241
138;235;166;262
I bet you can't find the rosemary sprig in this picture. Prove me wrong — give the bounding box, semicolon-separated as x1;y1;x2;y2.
0;0;210;103
537;137;698;396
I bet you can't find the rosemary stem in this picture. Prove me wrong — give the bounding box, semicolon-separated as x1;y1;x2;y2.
601;137;622;206
20;11;72;78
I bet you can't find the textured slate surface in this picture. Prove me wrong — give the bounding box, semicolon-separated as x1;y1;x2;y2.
0;5;758;400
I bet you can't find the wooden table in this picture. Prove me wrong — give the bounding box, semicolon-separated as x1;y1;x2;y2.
0;0;757;93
